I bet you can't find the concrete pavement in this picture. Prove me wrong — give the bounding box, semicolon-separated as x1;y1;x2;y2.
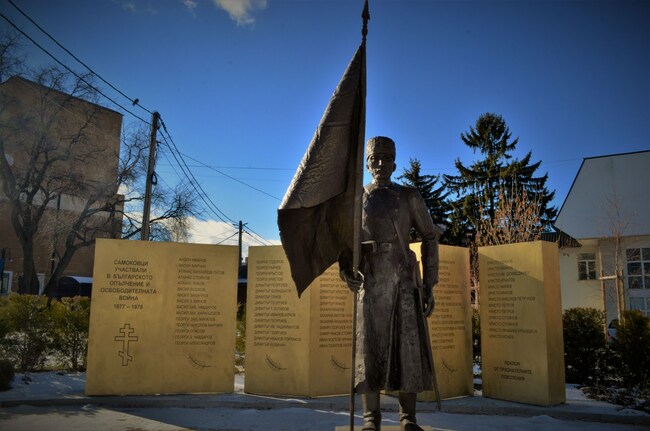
1;374;649;431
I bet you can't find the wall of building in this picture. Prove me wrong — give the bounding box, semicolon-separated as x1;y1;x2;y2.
1;77;122;187
0;200;116;294
554;151;650;323
611;235;650;319
559;244;604;312
0;76;123;295
559;235;650;324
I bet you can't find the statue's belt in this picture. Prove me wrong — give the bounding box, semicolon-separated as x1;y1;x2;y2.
361;240;397;253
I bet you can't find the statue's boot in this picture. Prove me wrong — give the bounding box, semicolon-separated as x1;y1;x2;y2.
399;392;424;431
362;391;381;431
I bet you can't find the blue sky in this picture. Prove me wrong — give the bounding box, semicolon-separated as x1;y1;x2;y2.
2;0;649;253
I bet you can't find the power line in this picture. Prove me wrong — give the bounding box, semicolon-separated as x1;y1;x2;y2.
244;229;273;246
159;151;184;185
158;127;232;224
153;169;287;183
6;0;155;117
159;163;292;171
11;77;120;150
0;11;150;125
156;132;277;246
159;136;231;225
158;136;224;222
161;154;275;246
215;231;239;245
2;8;276;245
191;229;237;240
158;116;237;225
179;151;282;202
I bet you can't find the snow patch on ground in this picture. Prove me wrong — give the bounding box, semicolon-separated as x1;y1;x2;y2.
1;371;86;400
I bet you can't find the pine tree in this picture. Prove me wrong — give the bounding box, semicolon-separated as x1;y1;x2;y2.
397;158;450;242
444;113;556;246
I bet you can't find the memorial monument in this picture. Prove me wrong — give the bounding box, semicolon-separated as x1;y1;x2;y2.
478;240;566;406
277;2;442;430
337;137;439;431
86;239;239;395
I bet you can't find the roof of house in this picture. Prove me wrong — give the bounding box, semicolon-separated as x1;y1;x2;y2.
0;75;123;118
540;226;582;249
554;150;650;239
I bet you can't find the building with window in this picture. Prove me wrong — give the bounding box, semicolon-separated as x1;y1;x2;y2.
0;76;123;295
553;151;650;322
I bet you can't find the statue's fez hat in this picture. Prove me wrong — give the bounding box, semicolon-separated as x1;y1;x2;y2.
366;136;396;159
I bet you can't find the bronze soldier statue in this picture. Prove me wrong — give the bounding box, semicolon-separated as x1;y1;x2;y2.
340;136;439;431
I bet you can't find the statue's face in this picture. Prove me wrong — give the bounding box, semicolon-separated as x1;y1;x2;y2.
367;151;396;182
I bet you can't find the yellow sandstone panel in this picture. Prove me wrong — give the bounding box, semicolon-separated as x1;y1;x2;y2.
245;245;354;397
419;244;473;401
86;239;238;395
393;244;472;402
245;245;311;396
308;265;354;397
479;241;566;406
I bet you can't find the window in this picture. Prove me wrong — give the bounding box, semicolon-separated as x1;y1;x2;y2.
626;247;650;289
629;297;650;318
1;271;11;295
37;273;45;295
578;253;597;280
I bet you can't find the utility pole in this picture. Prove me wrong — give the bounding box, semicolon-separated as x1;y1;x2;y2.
141;111;160;241
236;220;247;267
50;193;62;277
0;248;7;294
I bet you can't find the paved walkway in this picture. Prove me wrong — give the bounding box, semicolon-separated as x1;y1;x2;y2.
1;373;648;431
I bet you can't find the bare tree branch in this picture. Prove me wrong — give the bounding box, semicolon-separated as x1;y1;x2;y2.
1;31;199;297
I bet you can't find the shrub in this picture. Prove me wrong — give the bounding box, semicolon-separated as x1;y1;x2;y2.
0;296;10;340
235;303;246;370
611;310;650;389
50;296;91;371
0;294;55;372
562;307;608;385
472;308;481;368
0;359;14;391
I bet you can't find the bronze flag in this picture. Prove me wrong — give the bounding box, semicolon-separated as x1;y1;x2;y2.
278;42;366;297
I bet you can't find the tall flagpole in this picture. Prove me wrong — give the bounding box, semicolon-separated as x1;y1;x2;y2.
350;3;369;431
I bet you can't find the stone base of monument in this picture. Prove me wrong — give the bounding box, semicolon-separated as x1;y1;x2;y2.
335;426;433;431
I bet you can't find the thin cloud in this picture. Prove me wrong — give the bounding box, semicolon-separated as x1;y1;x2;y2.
186;217;279;259
122;2;137;13
182;0;199;14
212;0;267;26
188;219;239;245
117;0;157;15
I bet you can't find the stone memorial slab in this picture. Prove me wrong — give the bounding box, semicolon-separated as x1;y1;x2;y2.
414;244;473;401
245;245;353;397
86;239;238;395
478;241;565;406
